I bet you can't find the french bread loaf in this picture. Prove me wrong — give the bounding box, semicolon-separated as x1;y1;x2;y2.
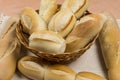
99;12;120;80
66;13;107;52
0;15;21;80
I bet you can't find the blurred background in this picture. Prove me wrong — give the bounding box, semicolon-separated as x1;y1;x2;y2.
0;0;120;18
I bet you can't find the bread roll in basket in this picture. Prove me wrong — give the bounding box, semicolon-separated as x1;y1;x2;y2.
16;0;106;64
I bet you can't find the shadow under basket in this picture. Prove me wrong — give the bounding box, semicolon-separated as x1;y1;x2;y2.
16;23;98;64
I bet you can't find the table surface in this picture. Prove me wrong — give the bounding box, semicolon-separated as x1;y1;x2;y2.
0;0;120;18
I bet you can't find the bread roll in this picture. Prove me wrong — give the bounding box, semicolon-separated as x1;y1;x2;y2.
39;0;58;23
44;64;76;80
29;30;66;53
18;56;47;80
48;9;76;37
61;0;89;19
0;15;21;80
21;7;47;34
18;56;106;80
66;13;107;52
99;12;120;80
76;72;106;80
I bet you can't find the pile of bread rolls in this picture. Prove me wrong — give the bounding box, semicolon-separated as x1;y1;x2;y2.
0;0;120;80
16;0;108;64
19;0;95;53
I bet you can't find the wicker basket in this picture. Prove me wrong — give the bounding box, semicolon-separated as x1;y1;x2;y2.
16;20;98;64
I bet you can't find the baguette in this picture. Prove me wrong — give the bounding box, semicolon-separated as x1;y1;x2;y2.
21;7;47;34
0;15;21;80
99;12;120;80
39;0;58;23
61;0;89;19
66;13;107;52
18;56;106;80
48;9;76;38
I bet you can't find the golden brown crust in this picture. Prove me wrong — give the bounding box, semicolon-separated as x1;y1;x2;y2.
66;13;107;52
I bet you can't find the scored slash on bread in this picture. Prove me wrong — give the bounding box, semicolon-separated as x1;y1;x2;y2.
61;0;89;19
48;8;76;38
29;30;66;53
39;0;58;23
44;64;76;80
